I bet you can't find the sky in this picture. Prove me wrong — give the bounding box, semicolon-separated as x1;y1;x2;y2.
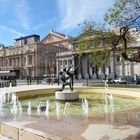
0;0;115;46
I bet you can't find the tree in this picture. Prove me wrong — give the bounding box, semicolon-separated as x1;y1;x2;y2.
76;21;113;67
76;20;133;68
77;0;140;65
105;0;140;62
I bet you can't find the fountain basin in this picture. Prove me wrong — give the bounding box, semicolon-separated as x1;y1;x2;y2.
55;90;79;101
1;86;140;140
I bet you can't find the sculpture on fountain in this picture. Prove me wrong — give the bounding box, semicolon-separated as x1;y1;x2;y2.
59;64;79;91
55;64;79;101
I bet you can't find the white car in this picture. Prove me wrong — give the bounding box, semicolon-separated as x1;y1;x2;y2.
103;78;113;83
113;78;126;84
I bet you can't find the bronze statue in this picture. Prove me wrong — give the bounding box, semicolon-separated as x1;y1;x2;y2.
59;70;72;91
59;64;79;91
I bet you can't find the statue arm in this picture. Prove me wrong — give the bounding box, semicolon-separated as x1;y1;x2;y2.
67;65;74;72
74;63;80;71
67;62;80;72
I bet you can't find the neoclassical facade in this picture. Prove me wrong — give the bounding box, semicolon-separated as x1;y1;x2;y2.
0;30;74;79
41;30;74;77
57;28;140;80
0;29;140;80
0;35;45;78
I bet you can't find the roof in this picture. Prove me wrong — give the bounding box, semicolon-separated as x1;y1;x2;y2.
41;30;74;44
15;34;40;41
52;30;74;39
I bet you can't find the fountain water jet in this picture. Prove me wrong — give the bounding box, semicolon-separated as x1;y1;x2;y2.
37;102;41;116
63;102;70;117
82;98;88;116
56;102;61;120
27;102;31;117
45;100;49;120
104;81;115;122
10;93;22;115
0;93;5;115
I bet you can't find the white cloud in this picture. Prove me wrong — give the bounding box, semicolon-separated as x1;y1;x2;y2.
0;25;24;36
57;0;115;31
15;0;30;29
0;0;31;30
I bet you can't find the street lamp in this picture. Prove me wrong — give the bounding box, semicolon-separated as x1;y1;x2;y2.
56;45;63;86
57;49;60;86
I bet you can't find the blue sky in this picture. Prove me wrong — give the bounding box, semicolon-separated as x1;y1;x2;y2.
0;0;115;45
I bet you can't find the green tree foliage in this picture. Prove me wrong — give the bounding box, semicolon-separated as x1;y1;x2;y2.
105;0;140;62
105;0;140;29
77;0;140;64
76;21;129;67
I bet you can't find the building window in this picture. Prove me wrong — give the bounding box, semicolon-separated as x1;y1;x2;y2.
13;58;16;66
69;60;72;65
24;57;26;66
17;57;20;66
58;60;62;66
5;59;8;67
28;55;32;65
9;58;12;66
63;60;67;66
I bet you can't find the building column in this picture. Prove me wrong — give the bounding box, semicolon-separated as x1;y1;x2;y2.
127;62;133;76
86;54;89;79
130;62;134;76
120;61;125;76
93;65;98;79
110;50;116;78
77;57;82;80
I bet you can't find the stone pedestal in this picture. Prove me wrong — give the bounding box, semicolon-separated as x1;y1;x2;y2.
55;90;79;101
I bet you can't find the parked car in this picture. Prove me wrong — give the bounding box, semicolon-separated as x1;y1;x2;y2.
103;78;113;84
136;77;140;84
113;77;126;84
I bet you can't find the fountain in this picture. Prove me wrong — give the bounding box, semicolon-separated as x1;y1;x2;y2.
0;73;140;140
0;84;22;116
0;83;140;140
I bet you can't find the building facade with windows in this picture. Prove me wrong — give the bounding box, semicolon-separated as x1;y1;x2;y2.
41;30;75;77
0;29;139;80
0;35;45;78
57;28;140;80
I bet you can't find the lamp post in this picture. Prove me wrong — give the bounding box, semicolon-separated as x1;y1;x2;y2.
57;48;60;86
56;45;63;86
45;51;52;84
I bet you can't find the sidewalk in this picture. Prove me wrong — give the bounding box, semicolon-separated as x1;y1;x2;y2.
0;83;84;93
